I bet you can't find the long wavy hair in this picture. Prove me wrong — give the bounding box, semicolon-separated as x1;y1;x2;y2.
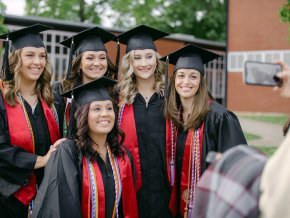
75;101;125;159
165;71;211;130
117;50;165;106
3;49;53;107
62;53;116;92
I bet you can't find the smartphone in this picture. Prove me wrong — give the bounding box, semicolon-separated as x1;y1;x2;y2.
244;61;282;87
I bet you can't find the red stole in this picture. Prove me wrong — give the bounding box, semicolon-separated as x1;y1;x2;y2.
168;123;204;217
81;151;138;218
3;96;60;206
119;105;142;191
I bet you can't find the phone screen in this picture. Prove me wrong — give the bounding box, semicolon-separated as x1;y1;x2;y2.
244;61;282;86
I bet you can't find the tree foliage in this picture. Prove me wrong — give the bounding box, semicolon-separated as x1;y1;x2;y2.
279;0;290;41
24;0;226;42
25;0;108;23
0;0;7;35
107;0;227;42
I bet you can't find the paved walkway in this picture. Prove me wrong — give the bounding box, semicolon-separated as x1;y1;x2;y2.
237;116;285;147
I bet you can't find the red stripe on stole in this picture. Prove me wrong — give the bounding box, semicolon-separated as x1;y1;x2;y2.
117;152;139;217
169;123;204;216
4;96;60;206
119;105;142;191
82;157;106;218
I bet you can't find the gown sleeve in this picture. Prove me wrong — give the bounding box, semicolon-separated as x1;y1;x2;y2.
32;140;82;218
53;91;65;137
202;102;247;171
0;92;37;197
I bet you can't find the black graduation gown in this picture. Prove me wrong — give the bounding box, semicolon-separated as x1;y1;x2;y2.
32;140;130;218
0;93;64;199
175;101;247;216
133;93;171;218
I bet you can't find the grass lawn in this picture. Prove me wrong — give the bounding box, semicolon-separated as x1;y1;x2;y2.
240;115;288;125
244;132;261;141
252;146;277;156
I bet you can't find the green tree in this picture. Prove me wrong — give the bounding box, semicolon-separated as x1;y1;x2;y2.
107;0;226;42
0;0;7;35
279;0;290;41
24;0;226;42
25;0;108;24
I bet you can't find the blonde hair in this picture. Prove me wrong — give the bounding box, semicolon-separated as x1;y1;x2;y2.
3;49;53;107
165;71;210;130
118;50;165;106
62;53;116;92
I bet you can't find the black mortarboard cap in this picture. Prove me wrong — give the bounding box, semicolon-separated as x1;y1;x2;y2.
61;76;117;106
60;26;116;56
0;23;52;52
60;26;116;80
0;24;52;81
160;44;220;76
115;25;169;53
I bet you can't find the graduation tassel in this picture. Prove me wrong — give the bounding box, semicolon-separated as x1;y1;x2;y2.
67;91;77;139
114;39;120;80
164;55;169;97
170;120;175;187
170;160;175;186
65;38;75;80
1;37;12;81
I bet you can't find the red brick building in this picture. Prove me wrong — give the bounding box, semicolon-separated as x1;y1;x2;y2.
227;0;290;113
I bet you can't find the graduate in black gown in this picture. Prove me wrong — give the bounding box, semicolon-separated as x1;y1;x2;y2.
0;24;65;218
162;44;247;217
32;77;138;218
52;26;117;138
116;25;172;217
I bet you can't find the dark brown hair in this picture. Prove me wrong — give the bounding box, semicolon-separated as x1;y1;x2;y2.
62;53;116;92
75;101;124;159
165;71;210;130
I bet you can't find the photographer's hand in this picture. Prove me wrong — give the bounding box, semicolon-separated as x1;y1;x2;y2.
273;62;290;98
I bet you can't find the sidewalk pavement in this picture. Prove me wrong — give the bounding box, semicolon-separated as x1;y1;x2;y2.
237;116;285;147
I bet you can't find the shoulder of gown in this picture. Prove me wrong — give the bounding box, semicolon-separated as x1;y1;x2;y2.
32;139;82;218
204;101;247;152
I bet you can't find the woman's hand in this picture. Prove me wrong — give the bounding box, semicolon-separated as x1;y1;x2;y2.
34;138;67;169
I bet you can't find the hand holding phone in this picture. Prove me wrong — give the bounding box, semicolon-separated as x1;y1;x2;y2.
244;61;283;87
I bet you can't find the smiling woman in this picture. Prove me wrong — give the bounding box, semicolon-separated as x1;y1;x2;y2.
0;24;64;218
32;77;138;218
51;26;117;138
163;44;247;217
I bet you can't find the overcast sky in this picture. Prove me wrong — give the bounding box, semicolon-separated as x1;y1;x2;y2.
2;0;25;15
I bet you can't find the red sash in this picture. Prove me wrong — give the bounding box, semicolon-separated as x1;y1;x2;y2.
81;151;138;218
3;95;60;206
169;123;204;217
119;105;142;191
82;157;105;218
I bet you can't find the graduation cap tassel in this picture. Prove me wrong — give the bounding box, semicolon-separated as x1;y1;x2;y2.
164;55;169;98
114;39;120;79
65;38;75;80
1;38;12;81
67;97;77;140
